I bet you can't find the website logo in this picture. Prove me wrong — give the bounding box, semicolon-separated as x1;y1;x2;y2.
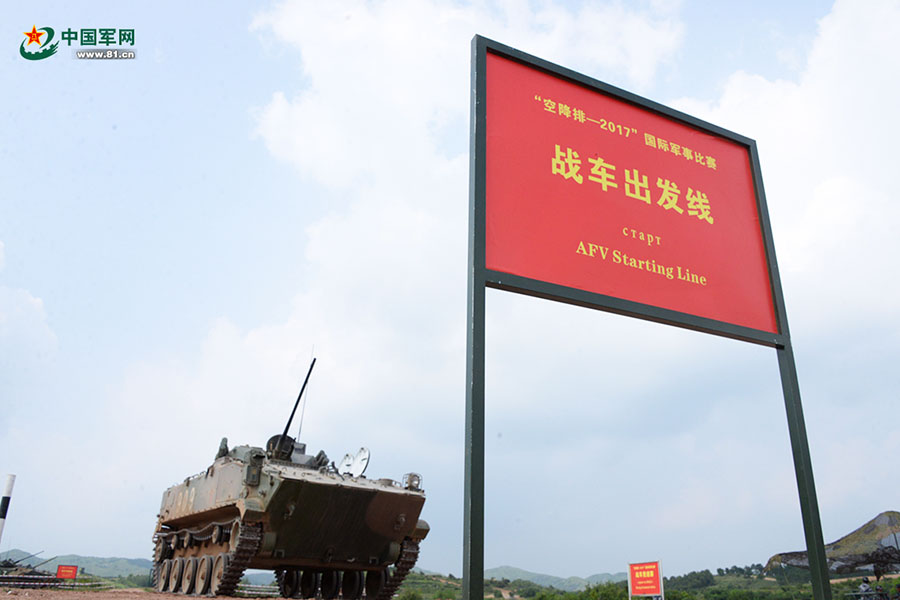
19;25;136;61
20;25;58;61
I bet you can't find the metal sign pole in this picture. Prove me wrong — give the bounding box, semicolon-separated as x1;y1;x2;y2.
463;34;487;600
463;279;485;600
660;562;665;600
778;342;831;600
0;474;15;548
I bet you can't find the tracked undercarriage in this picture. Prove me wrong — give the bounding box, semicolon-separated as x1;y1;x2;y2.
152;515;424;598
153;519;263;595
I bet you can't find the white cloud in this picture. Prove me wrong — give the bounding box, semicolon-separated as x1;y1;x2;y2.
0;249;60;549
246;0;690;458
252;1;683;187
659;0;900;558
0;286;57;382
671;0;900;331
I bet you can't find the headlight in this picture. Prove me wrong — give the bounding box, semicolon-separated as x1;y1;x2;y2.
403;472;422;491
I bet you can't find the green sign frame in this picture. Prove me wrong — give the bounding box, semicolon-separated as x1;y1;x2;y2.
465;35;831;600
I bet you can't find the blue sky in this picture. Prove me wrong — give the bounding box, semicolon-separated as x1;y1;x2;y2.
2;0;898;580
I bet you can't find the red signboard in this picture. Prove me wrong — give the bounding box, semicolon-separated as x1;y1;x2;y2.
629;561;662;596
466;37;829;600
485;52;777;333
56;565;78;579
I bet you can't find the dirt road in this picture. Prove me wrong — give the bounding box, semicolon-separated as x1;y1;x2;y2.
0;589;160;600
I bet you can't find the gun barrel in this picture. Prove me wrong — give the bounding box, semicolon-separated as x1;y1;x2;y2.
13;550;42;565
33;555;57;569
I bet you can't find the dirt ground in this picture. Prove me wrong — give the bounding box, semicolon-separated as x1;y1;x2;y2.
0;589;159;600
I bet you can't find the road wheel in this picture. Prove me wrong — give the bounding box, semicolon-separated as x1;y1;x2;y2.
364;570;386;599
167;557;185;593
180;557;198;595
195;556;213;595
156;559;171;593
210;553;229;596
342;571;362;600
299;570;318;598
279;568;301;598
320;570;339;599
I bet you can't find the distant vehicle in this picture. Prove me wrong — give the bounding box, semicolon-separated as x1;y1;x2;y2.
0;552;59;586
151;359;429;597
0;551;43;575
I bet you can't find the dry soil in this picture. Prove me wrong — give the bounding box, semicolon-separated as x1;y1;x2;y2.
1;590;169;600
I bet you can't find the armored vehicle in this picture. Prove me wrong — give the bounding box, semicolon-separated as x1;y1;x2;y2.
0;553;61;588
0;553;53;579
151;360;429;597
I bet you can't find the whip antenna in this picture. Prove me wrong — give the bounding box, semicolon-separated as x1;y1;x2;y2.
297;347;314;440
274;357;316;459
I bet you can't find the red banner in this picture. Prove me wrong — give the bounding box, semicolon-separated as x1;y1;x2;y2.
56;565;78;579
485;53;777;333
629;561;662;596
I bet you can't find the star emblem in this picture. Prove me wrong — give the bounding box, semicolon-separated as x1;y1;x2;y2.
24;25;44;46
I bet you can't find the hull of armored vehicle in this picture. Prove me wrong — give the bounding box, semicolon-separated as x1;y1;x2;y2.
152;441;428;598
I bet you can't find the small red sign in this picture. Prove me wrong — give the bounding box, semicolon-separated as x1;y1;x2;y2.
485;52;778;333
629;561;662;596
56;565;78;579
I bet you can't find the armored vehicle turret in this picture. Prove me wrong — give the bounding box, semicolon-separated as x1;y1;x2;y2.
151;360;429;597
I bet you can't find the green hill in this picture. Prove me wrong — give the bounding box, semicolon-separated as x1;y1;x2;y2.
586;572;628;585
766;510;900;575
0;549;152;577
484;565;625;591
0;548;624;588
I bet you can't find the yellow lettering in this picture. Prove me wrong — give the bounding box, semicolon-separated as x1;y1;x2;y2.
622;226;662;246
551;144;583;184
587;155;618;191
576;241;588;255
624;169;651;203
687;187;714;224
